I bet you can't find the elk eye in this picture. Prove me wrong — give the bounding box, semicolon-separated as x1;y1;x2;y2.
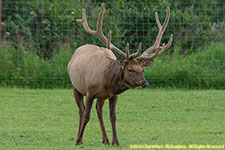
128;68;134;73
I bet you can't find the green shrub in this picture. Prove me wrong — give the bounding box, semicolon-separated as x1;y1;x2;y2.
144;43;225;89
2;1;225;59
2;0;85;59
0;42;224;89
0;42;72;88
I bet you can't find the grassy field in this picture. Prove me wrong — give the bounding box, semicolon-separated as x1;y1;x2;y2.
0;88;225;150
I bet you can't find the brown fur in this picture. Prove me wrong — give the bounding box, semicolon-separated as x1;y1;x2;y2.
68;44;147;146
103;58;128;95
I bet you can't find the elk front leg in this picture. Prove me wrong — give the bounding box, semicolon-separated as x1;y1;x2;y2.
96;99;110;145
75;93;94;145
109;95;119;146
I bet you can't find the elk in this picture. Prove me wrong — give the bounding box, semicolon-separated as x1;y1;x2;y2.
67;3;173;146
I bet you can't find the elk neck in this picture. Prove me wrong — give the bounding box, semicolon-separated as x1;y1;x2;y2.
104;58;129;95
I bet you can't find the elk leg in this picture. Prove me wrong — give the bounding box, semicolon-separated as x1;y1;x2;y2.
96;99;110;145
75;92;94;145
73;87;85;143
109;95;120;146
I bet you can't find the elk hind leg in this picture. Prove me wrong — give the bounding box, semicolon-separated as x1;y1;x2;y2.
75;92;94;145
73;87;84;143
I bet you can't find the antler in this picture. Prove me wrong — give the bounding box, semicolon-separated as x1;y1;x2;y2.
77;4;172;61
138;7;173;60
127;42;142;59
77;3;143;60
107;31;111;49
76;3;127;58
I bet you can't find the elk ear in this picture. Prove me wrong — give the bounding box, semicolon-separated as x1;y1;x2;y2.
139;59;154;67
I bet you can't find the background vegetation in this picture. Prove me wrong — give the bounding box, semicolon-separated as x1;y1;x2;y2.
1;0;225;88
0;42;224;89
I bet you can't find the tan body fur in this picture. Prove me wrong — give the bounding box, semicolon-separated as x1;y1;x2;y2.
68;44;117;99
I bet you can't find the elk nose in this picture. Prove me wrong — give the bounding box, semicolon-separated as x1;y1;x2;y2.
141;80;148;88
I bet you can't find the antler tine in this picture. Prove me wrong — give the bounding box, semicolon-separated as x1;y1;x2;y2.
162;7;170;31
165;34;173;49
76;3;127;59
107;31;112;49
130;42;142;58
155;12;162;29
96;3;105;34
158;34;173;56
126;43;130;59
76;9;95;35
152;7;170;48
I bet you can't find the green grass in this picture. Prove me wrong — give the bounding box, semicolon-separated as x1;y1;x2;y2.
0;88;225;150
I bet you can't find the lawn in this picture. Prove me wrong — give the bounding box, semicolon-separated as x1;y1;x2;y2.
0;88;224;150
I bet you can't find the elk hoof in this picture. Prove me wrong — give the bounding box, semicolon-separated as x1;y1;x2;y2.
112;139;120;146
75;139;83;146
102;138;110;145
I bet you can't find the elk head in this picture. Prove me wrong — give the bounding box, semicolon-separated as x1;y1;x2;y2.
76;3;173;88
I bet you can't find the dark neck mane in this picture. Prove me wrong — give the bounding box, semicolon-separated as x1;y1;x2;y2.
104;59;128;95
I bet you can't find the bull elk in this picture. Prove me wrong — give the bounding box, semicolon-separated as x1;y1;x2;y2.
67;3;173;146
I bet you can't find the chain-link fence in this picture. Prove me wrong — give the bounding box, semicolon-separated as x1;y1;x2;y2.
0;0;225;88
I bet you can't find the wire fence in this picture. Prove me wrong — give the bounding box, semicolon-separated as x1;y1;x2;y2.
0;0;225;88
